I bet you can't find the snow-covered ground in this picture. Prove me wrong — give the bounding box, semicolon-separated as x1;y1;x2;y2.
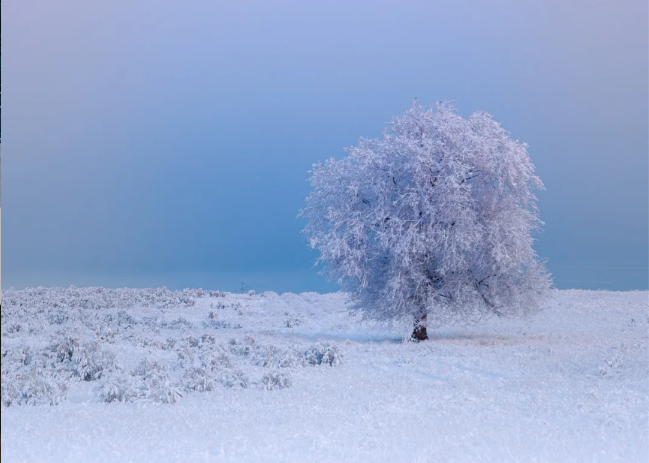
1;287;648;462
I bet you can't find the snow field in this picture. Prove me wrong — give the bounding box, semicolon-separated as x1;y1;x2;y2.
1;287;648;462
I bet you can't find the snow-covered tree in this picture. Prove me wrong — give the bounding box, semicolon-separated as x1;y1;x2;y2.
301;101;551;340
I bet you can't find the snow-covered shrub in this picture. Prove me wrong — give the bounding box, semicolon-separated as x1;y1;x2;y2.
1;368;68;406
182;349;243;392
250;345;283;367
157;384;184;403
52;337;116;381
2;346;69;406
47;310;69;325
114;310;137;328
141;316;160;330
199;333;217;346
131;358;166;383
136;337;164;349
231;340;343;369
163;338;177;350
259;370;292;390
71;342;116;381
228;337;254;357
231;301;243;313
3;323;24;335
301;101;551;338
216;368;249;389
1;286;199;317
210;300;227;310
250;344;304;369
99;378;138;403
3;345;33;367
182;367;218;392
179;295;196;307
175;343;197;368
278;348;308;369
1;287;347;405
304;342;343;366
100;360;183;404
202;320;232;330
598;355;623;378
202;351;233;370
129;359;183;403
53;336;78;363
94;324;117;344
162;317;193;330
184;288;206;298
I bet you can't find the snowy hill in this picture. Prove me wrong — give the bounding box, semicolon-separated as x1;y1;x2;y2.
1;287;648;462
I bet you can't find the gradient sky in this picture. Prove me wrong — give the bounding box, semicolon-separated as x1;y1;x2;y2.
3;0;648;292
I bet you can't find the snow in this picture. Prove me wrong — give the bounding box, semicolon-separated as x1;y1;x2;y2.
1;287;648;462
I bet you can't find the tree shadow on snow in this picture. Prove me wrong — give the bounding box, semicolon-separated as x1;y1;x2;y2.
281;331;404;344
427;331;543;346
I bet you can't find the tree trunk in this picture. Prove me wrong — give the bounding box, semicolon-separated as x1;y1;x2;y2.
412;313;428;341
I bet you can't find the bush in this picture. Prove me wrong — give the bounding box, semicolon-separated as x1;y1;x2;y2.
101;359;184;404
259;370;292;390
52;337;116;381
1;366;68;406
304;342;343;366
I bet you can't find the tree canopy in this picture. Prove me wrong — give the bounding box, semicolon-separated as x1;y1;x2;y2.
301;102;551;336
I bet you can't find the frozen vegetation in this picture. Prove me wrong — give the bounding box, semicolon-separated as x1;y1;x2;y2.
1;286;648;462
302;102;550;340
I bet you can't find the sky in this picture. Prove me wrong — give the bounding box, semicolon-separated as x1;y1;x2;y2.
3;0;648;293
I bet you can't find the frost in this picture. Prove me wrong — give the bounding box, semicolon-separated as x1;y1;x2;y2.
301;101;552;331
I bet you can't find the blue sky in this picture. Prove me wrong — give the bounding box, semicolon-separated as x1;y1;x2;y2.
3;0;648;292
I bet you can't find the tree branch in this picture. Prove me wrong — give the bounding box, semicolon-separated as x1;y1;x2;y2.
459;171;481;185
